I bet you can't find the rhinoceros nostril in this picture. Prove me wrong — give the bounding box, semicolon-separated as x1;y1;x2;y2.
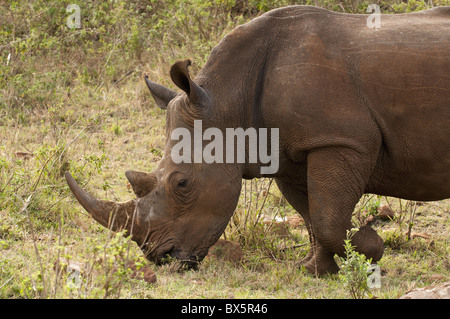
181;259;199;271
170;250;200;270
157;248;176;265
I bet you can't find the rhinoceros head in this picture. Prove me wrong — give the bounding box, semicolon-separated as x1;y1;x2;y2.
66;60;243;268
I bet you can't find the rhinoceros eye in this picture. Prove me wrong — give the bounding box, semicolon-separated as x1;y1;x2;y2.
177;179;188;188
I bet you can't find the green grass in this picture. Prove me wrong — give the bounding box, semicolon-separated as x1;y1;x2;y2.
1;0;449;299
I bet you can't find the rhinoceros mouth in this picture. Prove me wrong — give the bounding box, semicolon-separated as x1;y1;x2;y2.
145;245;198;269
171;250;202;270
152;248;201;270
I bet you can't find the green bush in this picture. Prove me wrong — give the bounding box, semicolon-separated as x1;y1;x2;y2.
338;229;373;299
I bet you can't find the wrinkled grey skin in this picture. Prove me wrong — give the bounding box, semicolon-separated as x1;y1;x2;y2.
66;6;450;275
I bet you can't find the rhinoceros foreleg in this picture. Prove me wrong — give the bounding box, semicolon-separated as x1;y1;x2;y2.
304;148;384;275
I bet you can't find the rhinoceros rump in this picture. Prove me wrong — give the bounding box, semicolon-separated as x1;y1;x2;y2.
66;6;450;275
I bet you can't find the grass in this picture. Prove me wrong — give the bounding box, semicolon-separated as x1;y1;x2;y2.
1;0;449;299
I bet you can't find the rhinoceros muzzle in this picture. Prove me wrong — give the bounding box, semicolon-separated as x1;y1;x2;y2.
168;252;201;270
149;245;201;269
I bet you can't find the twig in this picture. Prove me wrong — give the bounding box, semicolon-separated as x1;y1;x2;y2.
0;276;14;290
254;179;273;226
278;243;308;252
242;180;252;233
30;151;58;194
94;36;124;93
112;70;133;87
406;201;418;241
116;204;138;298
57;124;87;164
15;194;48;298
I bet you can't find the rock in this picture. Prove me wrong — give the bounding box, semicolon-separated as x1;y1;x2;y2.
262;220;289;238
261;214;302;238
410;232;431;240
364;214;376;226
54;258;86;274
270;222;290;238
377;205;394;220
67;261;83;274
207;239;243;263
286;215;302;228
54;258;86;288
429;274;446;282
262;214;301;228
15;152;34;160
399;281;450;299
128;262;157;284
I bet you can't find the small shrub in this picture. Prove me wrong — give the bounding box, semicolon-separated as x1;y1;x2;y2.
367;197;381;216
338;229;373;299
383;230;407;250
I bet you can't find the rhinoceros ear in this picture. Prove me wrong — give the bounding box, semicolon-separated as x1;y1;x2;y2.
170;59;209;106
144;75;177;110
125;170;157;198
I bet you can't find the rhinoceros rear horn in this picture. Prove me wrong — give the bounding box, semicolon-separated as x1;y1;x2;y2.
125;170;157;198
170;59;209;106
65;172;136;232
144;75;177;109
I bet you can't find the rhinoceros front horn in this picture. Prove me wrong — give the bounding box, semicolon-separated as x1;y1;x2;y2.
65;172;137;233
